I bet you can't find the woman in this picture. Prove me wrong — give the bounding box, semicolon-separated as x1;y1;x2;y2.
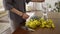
3;0;31;33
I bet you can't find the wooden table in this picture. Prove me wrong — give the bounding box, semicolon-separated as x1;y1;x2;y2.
13;12;60;34
28;18;60;34
12;18;60;34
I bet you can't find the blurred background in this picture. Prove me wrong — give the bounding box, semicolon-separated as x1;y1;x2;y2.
0;0;60;34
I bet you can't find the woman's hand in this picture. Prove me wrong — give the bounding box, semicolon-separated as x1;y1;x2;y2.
22;13;29;19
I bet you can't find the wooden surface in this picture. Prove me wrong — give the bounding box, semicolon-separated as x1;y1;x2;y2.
12;27;29;34
13;12;60;34
12;18;60;34
28;18;60;34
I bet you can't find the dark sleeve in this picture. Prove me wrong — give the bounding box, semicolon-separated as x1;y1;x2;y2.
26;0;31;3
3;0;14;10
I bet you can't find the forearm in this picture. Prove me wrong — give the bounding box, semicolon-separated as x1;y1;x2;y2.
11;8;24;16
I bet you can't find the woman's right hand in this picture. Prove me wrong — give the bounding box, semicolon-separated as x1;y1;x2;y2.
22;13;29;19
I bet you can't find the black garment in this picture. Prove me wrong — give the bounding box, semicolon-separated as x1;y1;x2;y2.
3;0;31;24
